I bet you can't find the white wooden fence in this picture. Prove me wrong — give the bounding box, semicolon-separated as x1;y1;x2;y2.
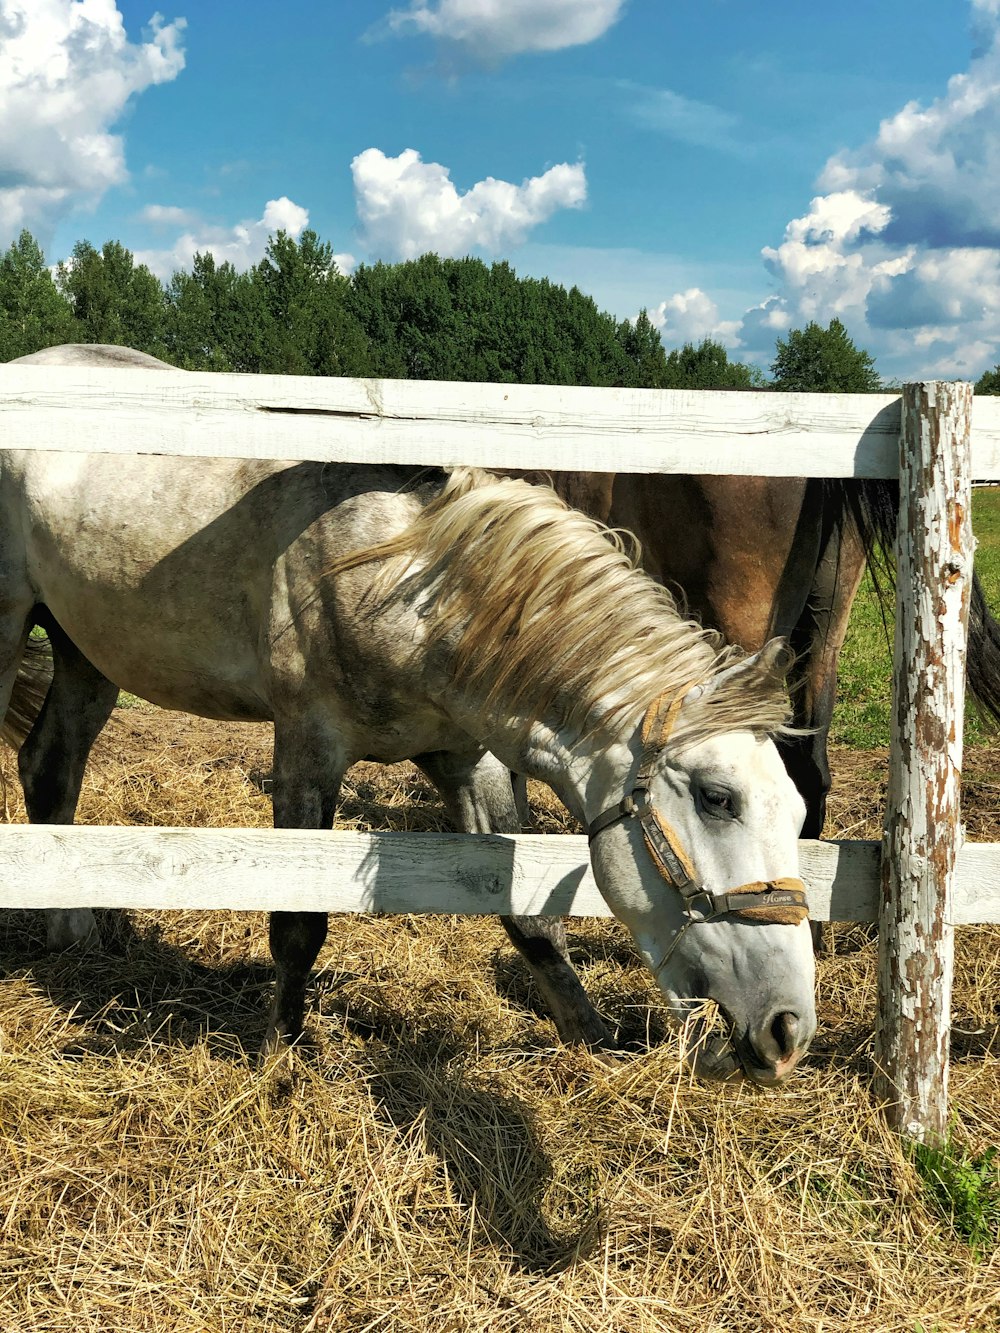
2;364;999;1141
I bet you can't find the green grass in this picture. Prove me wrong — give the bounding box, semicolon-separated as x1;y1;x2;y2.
832;487;1000;748
910;1135;1000;1258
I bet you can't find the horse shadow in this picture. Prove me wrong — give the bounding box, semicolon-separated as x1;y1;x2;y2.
316;991;605;1272
3;906;605;1270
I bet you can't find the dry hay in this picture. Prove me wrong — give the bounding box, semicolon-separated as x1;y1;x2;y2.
1;710;999;1332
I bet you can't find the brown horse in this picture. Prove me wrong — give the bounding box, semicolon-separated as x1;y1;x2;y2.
530;472;1000;840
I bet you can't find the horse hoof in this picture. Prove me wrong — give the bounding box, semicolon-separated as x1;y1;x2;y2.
557;1011;613;1051
257;1020;307;1069
45;908;98;951
589;1044;627;1068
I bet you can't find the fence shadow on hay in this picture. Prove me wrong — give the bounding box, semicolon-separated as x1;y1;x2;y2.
0;908;274;1056
950;1022;1000;1062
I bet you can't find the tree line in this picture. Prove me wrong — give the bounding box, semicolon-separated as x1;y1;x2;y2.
0;226;892;391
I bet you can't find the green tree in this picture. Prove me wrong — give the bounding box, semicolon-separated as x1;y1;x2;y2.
346;253;640;386
516;276;632;385
975;365;1000;394
57;240;166;354
164;251;270;372
0;230;75;360
251;230;369;376
770;317;881;392
614;311;671;387
661;337;764;390
345;254;456;379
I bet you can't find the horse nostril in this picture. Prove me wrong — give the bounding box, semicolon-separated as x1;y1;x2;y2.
770;1011;799;1060
737;1010;810;1084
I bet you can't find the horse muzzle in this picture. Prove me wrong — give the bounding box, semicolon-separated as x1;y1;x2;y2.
681;1005;814;1086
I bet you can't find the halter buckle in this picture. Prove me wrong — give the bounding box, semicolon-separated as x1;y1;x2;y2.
679;887;718;923
623;785;652;817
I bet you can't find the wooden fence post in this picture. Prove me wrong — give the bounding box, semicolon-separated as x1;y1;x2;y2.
875;381;974;1141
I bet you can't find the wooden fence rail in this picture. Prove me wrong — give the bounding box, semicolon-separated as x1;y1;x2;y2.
2;827;998;923
3;363;1000;476
1;365;996;1142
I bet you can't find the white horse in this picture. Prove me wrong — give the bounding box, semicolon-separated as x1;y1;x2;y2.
1;345;815;1084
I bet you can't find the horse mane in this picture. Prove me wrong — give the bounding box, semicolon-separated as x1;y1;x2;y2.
334;468;793;748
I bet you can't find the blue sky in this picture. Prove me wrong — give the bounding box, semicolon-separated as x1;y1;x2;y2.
3;0;999;380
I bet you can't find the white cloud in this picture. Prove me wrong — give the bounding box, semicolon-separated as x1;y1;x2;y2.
867;247;1000;331
0;1;185;244
724;190;913;360
648;288;740;347
352;147;586;260
132;197;359;280
780;191;892;249
754;3;1000;375
736;299;793;358
754;190;906;329
378;0;625;61
621;82;742;153
641;2;1000;379
139;203;199;228
816;41;1000;253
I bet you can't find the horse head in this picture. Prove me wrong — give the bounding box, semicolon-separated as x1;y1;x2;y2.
588;641;816;1085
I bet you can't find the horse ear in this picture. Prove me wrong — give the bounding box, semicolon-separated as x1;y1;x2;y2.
643;639;794;749
690;638;793;704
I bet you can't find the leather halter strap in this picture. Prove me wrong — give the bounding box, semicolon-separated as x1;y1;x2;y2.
587;686;809;926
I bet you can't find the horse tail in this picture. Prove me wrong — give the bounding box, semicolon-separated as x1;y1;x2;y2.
1;635;52;749
834;477;1000;727
969;571;1000;725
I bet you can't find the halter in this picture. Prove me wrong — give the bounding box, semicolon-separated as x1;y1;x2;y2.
587;686;809;927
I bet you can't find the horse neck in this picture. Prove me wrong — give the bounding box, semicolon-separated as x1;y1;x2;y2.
474;705;644;829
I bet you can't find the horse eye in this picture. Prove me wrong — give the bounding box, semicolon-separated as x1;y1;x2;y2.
700;787;736;819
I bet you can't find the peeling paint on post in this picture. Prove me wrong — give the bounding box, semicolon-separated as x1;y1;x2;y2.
875;381;973;1142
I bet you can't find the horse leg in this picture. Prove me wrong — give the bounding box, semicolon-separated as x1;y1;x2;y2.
498;915;610;1048
777;501;866;951
16;624;119;950
782;502;866;840
416;749;610;1049
261;717;346;1054
510;771;530;826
